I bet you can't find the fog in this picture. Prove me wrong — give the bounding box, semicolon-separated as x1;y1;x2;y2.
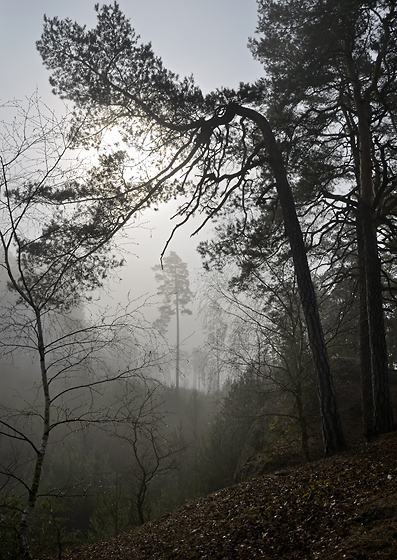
2;2;395;558
0;0;263;377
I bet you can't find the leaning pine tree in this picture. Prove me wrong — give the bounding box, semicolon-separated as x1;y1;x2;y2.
250;0;396;436
37;3;345;455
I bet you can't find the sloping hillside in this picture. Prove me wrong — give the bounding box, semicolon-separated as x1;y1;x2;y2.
59;432;397;560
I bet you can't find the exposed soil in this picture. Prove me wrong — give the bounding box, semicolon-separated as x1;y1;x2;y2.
56;431;397;559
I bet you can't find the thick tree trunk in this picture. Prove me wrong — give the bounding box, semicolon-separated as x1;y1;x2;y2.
345;48;394;434
357;215;375;438
233;104;345;456
360;202;394;433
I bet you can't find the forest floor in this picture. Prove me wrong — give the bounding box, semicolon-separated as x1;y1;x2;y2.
58;432;397;560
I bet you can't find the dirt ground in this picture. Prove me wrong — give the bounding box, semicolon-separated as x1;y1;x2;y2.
57;431;397;559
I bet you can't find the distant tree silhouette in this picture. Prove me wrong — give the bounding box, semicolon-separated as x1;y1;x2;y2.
153;252;193;391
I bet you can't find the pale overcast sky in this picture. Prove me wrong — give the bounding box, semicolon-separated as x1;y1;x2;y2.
0;0;264;336
1;0;262;101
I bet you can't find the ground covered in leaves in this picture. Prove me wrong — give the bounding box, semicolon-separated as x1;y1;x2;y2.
60;432;397;559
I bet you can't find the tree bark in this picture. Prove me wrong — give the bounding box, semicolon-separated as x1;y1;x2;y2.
232;103;345;456
345;43;395;433
20;314;50;556
360;201;394;433
357;214;375;438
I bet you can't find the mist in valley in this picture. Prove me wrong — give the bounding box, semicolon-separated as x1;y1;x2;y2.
1;1;396;558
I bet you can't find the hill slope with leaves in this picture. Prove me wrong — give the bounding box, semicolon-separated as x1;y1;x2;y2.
59;432;397;560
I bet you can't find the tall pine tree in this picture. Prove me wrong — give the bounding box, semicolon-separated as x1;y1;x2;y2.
251;0;396;435
153;252;193;391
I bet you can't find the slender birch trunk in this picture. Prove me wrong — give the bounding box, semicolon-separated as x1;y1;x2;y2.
19;312;50;556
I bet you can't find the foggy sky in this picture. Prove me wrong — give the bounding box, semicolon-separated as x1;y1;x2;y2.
0;0;264;352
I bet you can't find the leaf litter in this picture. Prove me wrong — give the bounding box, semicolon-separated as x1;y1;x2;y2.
55;432;397;559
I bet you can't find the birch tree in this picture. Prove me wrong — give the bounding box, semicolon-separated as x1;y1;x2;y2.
0;97;157;558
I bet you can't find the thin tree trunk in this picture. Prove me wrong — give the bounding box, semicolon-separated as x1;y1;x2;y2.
358;110;394;433
136;480;147;525
232;104;345;456
175;284;180;393
215;329;220;393
20;314;50;556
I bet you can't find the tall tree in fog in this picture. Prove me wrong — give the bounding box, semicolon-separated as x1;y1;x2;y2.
153;252;193;391
0;97;157;557
37;3;346;455
250;0;397;436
